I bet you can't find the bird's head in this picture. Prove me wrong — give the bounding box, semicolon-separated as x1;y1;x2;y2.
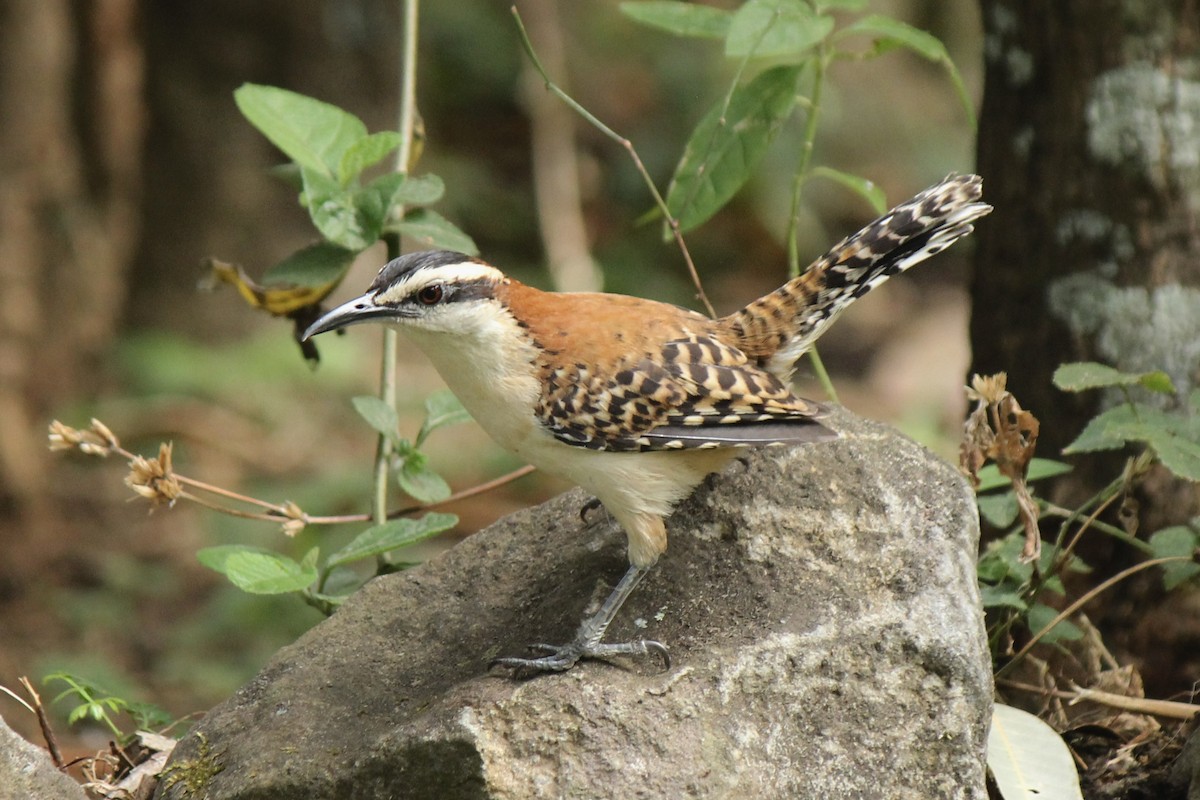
302;250;505;341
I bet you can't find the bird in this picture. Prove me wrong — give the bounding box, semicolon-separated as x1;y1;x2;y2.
303;173;992;674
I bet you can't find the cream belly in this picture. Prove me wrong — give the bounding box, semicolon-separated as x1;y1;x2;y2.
400;323;737;566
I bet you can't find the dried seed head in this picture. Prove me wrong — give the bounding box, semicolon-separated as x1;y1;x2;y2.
125;442;182;507
966;372;1009;406
279;501;307;537
48;420;112;456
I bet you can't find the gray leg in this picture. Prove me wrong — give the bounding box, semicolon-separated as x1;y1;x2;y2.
491;564;670;674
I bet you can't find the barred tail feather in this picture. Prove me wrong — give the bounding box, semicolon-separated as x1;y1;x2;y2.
722;173;992;380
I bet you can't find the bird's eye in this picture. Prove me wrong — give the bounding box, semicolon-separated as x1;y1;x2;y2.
417;284;444;306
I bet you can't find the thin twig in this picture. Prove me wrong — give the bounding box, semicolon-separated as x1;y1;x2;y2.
386;464;537;519
511;6;717;318
997;677;1199;721
18;677;63;769
996;556;1193;680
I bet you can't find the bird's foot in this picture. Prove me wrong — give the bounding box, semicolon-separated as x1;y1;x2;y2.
490;637;670;676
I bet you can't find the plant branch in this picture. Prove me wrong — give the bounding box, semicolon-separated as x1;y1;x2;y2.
372;0;422;528
511;6;716;318
996;556;1192;680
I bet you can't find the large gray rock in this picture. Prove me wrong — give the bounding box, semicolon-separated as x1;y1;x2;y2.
0;715;88;800
156;408;991;799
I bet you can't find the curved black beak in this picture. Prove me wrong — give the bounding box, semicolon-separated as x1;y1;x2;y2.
302;294;400;341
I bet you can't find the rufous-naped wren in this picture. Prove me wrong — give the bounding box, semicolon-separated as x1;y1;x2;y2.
305;173;992;674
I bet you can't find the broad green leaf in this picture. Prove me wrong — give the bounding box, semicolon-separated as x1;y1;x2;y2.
301;167;375;251
199;545;318;594
1062;404;1136;454
726;0;834;59
299;546;320;572
809;166;887;214
361;172;446;222
815;0;868;8
974;458;1072;492
977;491;1019;528
398;458;452;504
338;131;402;185
1026;603;1083;644
1148;525;1200;590
667;64;803;232
234;84;367;178
261;241;358;289
979;583;1026;610
1053;361;1176;394
418;389;473;445
1149;432;1200;481
392;209;479;255
834;15;975;129
222;550;317;594
392;173;446;206
197;544;276;573
351;395;399;438
1099;407;1200;480
987;704;1084;800
620;1;732;39
327;513;458;567
977;531;1035;584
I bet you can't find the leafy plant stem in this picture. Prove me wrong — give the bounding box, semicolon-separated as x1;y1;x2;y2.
995;555;1192;680
373;239;401;529
787;51;826;278
372;0;420;530
785;49;838;401
511;6;716;318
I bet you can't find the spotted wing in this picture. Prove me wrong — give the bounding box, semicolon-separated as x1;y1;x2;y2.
538;333;834;452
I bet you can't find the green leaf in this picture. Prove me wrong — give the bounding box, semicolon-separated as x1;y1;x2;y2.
392;208;479;255
1148;525;1200;590
809;166;887;214
197;544;276;574
397;457;452;504
234;84;367;178
262;241;358;288
301;167;375;251
726;0;834;59
977;491;1019;528
620;1;732;39
417;389;473;446
977;531;1035;585
979;583;1027;611
200;545;317;594
975;458;1072;492
1026;603;1083;644
1068;401;1200;479
326;513;458;568
987;704;1084;800
834;15;975;129
338;131;402;185
392;173;447;206
1062;404;1136;454
667;64;803;232
1053;361;1176;394
351;395;399;439
361;172;446;219
815;0;868;9
222;551;317;594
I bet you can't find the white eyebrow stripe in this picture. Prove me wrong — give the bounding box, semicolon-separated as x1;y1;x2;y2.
374;261;503;304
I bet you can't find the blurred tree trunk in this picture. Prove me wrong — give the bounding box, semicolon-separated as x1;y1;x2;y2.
972;0;1200;692
0;0;144;568
972;0;1200;458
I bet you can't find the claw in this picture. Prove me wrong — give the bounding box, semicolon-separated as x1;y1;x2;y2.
490;637;669;676
490;564;665;677
579;497;602;522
